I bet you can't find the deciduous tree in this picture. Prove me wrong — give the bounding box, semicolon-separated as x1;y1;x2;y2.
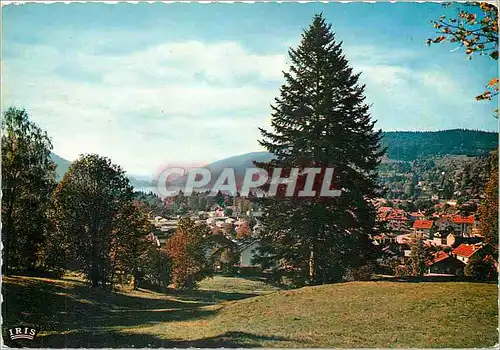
112;200;159;289
52;154;134;288
428;3;498;108
236;221;252;239
165;218;213;290
478;151;498;246
1;107;56;274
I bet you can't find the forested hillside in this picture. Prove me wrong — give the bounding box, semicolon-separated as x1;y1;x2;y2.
380;129;498;161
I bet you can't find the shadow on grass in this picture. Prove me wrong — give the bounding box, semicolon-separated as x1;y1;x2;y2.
2;277;217;341
167;288;259;303
18;330;294;348
3;275;285;347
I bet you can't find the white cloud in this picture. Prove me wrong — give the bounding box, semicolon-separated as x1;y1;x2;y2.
3;36;495;176
2;40;284;175
346;44;491;131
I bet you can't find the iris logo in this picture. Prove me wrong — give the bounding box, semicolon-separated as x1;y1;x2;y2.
7;326;39;341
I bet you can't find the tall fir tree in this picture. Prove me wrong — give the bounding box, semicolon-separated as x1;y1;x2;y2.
254;14;384;286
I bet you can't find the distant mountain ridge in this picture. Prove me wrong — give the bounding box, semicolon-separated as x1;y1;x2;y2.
205;129;498;172
380;129;498;161
50;153;71;180
52;129;498;185
49;153;159;188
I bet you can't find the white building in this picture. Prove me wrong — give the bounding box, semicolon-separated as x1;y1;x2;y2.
239;241;260;267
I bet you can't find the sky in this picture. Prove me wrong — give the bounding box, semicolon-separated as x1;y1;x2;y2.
2;2;498;177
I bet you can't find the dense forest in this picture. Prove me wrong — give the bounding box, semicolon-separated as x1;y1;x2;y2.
380;129;498;161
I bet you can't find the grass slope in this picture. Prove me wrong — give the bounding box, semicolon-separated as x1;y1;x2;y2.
2;275;497;348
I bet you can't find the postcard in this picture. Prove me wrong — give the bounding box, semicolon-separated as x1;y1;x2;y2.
1;1;498;348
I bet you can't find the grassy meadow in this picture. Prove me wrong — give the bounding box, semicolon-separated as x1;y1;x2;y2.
2;275;497;348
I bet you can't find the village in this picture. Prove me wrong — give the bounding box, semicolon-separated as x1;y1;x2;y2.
372;198;494;276
146;197;264;272
144;190;495;279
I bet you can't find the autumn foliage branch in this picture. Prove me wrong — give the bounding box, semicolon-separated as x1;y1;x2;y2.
427;2;498;105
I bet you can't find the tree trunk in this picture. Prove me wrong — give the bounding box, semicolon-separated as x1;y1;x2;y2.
3;197;16;275
309;249;316;283
3;230;10;276
90;262;99;287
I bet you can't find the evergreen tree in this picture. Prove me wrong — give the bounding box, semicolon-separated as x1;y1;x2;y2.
409;238;433;277
254;14;384;285
214;190;225;207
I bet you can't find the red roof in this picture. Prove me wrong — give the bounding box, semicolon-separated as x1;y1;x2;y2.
387;213;409;221
413;220;433;230
378;206;392;213
451;215;475;225
427;251;451;266
377;207;393;220
452;243;481;258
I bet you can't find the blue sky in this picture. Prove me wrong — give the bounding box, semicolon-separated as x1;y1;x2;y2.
2;2;498;176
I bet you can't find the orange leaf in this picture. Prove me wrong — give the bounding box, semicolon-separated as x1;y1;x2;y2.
488;78;499;88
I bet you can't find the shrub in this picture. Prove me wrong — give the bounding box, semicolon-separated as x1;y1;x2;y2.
395;265;412;277
465;258;498;281
343;264;374;281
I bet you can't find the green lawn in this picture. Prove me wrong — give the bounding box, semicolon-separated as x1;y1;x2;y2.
2;275;497;348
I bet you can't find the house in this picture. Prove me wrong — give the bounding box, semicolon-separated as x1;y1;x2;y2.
431;232;448;246
451;215;475;236
413;220;434;238
409;211;425;222
381;245;398;256
435;215;475;236
205;234;238;269
146;232;161;247
373;234;396;245
395;233;416;260
377;206;393;221
446;233;483;248
385;209;409;232
239;240;260;267
426;251;464;275
435;216;454;232
451;243;489;264
377;207;410;232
